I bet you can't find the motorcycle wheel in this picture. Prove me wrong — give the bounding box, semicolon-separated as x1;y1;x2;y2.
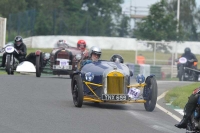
178;65;185;81
6;55;13;75
36;55;41;77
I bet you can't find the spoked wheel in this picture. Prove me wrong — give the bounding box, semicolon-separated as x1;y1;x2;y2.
71;75;83;107
36;55;42;77
144;76;158;112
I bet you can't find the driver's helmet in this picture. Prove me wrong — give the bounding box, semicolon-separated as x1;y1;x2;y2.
77;40;86;52
110;54;124;63
89;46;101;59
57;40;68;47
184;47;191;54
14;36;23;47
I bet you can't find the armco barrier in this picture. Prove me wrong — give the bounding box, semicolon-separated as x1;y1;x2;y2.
126;63;162;80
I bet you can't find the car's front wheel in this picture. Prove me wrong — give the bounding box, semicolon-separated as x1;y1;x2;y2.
71;75;83;107
144;76;158;112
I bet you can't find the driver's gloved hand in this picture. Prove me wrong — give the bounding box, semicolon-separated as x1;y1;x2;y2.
188;59;194;62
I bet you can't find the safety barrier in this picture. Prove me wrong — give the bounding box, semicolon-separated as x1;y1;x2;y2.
126;63;162;80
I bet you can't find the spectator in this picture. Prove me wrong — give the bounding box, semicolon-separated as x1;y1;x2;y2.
137;54;145;64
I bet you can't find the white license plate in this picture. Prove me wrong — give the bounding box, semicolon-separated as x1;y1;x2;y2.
53;65;72;70
102;94;128;101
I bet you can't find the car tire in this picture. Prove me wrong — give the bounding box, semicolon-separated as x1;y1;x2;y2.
144;77;158;112
72;75;83;107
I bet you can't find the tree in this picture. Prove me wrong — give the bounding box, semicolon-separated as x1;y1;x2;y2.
81;0;124;36
116;14;131;37
3;0;130;37
0;0;27;18
166;0;200;41
134;0;185;42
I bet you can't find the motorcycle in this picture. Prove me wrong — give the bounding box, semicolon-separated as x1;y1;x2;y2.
0;43;19;75
186;100;200;133
177;57;200;81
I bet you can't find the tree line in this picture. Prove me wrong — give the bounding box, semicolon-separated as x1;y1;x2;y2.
0;0;199;42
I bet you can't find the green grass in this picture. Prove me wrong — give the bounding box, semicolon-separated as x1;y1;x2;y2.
165;82;200;108
0;71;7;75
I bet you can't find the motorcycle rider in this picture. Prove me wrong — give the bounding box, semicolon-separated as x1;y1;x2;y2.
0;36;27;67
181;47;198;68
175;87;200;129
176;47;198;77
77;40;89;59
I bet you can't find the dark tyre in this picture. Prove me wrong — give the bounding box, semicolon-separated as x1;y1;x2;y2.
144;77;158;112
71;75;83;107
36;55;41;77
178;65;184;81
6;55;12;75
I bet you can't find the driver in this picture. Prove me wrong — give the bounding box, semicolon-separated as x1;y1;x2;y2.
56;40;69;48
77;40;88;59
0;36;27;67
80;46;101;67
110;54;124;63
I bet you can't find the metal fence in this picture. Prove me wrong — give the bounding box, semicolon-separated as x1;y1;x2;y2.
134;40;200;78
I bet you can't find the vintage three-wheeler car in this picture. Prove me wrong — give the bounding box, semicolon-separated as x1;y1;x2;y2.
35;46;83;77
71;60;158;112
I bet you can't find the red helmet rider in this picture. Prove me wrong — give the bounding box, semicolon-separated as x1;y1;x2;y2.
77;40;88;57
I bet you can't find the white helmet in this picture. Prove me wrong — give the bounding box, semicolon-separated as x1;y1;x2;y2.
57;40;68;47
89;46;101;58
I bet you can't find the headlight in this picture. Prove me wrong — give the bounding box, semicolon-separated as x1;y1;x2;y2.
44;53;50;59
85;72;94;81
75;54;82;60
136;74;145;84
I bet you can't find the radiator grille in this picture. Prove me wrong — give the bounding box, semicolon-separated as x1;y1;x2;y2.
107;72;124;94
57;51;69;59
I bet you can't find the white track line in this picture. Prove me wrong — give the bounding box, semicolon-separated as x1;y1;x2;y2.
156;91;181;122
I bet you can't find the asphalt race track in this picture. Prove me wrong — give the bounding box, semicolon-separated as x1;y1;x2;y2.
0;75;193;133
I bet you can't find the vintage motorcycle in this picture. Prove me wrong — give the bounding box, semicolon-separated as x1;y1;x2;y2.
0;43;19;75
177;57;200;81
186;101;200;132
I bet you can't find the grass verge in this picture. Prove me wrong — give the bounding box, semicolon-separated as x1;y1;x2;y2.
165;82;200;108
